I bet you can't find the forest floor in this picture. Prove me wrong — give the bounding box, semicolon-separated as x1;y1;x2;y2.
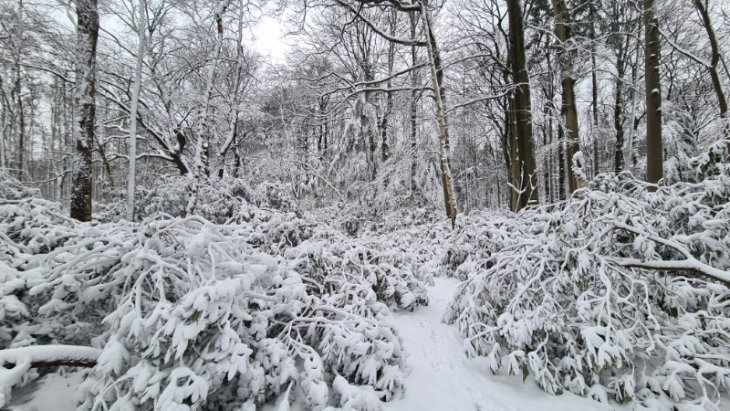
8;278;624;411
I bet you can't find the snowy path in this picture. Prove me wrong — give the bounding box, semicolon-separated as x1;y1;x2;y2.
383;277;619;411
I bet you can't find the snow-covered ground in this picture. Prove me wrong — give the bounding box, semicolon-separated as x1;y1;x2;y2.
8;371;84;411
7;278;623;411
383;277;620;411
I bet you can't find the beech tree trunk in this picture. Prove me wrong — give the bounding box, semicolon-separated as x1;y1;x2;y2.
644;0;663;187
551;0;581;192
507;0;539;211
70;0;99;221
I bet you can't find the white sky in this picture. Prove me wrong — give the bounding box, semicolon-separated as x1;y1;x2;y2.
251;16;289;63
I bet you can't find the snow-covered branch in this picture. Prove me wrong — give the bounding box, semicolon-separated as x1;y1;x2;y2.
0;345;100;368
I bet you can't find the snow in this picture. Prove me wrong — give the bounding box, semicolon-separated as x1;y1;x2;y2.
7;371;84;411
0;345;100;367
383;277;621;411
5;278;623;411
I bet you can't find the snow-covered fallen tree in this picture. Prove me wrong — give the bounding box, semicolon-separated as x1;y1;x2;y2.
445;141;730;409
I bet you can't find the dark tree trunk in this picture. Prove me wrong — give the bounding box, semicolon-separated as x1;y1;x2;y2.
693;0;728;134
70;0;99;222
507;0;539;211
644;0;663;186
551;0;581;192
613;54;625;174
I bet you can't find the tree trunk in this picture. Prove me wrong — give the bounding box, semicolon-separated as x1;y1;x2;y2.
12;0;26;179
127;0;146;221
557;127;566;200
590;1;600;178
409;12;419;197
70;0;99;222
542;93;552;203
613;53;625;174
551;0;581;192
507;0;539;211
186;0;229;215
0;77;7;171
422;6;457;225
693;0;728;133
380;11;396;164
644;0;663;186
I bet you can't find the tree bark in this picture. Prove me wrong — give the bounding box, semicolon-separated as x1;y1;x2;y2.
409;11;419;197
380;10;396;163
644;0;663;187
551;0;581;192
693;0;728;133
422;5;457;225
507;0;539;211
613;51;625;174
127;0;146;221
186;0;230;215
590;1;600;178
70;0;99;222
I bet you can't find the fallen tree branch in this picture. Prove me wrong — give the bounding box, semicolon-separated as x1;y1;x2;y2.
0;345;100;369
611;222;730;286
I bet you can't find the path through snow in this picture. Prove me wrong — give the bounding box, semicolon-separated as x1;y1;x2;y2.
383;277;620;411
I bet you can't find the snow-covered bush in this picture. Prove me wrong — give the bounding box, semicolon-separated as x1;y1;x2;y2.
240;207;430;312
2;198;407;409
243;209;315;254
56;217;405;410
127;176;299;224
0;262;41;349
133;176;251;223
0;172;37;200
445;149;730;409
0;196;82;257
284;238;428;314
251;181;298;212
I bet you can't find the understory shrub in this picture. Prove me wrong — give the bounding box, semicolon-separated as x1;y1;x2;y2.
0;184;422;410
445;141;730;409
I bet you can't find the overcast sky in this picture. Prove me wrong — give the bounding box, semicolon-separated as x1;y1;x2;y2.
251;16;289;62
